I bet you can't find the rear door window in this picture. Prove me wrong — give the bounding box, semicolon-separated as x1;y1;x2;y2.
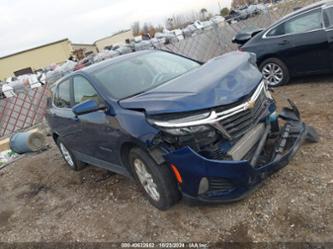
54;79;72;108
323;7;333;28
267;9;322;37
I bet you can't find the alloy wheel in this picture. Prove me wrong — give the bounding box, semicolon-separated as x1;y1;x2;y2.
262;63;284;86
133;158;160;201
59;143;74;167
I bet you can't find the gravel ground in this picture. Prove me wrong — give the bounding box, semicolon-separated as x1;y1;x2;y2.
0;76;332;243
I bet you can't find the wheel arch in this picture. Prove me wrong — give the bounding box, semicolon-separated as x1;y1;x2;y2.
257;54;285;68
52;132;60;144
119;140;167;177
120;141;145;177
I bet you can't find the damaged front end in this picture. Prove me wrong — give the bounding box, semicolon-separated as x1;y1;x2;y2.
147;81;318;202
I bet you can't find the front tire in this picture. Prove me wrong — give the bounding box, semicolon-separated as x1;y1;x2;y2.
129;148;181;210
260;58;290;87
57;138;85;171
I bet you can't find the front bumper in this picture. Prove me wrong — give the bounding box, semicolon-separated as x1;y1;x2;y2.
164;118;309;203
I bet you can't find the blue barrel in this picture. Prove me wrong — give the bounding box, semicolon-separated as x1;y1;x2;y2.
10;131;45;154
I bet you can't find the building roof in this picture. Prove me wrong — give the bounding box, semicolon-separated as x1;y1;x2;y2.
93;29;132;44
0;29;133;60
0;38;70;60
72;43;96;47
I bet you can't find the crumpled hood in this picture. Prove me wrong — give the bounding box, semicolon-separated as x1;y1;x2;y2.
119;51;262;115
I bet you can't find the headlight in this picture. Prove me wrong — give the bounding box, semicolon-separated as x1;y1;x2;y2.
263;80;273;99
159;125;211;136
249;52;257;66
148;111;212;135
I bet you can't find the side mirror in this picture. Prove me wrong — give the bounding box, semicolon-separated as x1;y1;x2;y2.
72;99;107;116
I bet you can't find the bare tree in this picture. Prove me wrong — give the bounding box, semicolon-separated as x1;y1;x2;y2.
232;0;255;8
166;17;174;30
147;25;156;38
165;12;201;30
154;25;164;33
172;14;189;29
142;22;150;34
131;21;141;36
189;11;201;22
200;8;208;20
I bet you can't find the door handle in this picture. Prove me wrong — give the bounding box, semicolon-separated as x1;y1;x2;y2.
278;40;289;45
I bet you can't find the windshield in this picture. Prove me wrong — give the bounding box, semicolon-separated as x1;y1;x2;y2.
92;51;200;99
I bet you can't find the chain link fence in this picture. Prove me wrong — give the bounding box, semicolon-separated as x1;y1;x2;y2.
0;87;48;138
0;0;320;139
159;0;320;62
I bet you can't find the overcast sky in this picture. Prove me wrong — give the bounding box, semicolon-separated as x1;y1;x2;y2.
0;0;231;57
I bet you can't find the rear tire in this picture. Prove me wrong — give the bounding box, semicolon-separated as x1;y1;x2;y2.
260;58;290;87
56;138;85;171
129;147;181;210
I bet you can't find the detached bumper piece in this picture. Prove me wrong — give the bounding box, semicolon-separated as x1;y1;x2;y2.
165;100;317;203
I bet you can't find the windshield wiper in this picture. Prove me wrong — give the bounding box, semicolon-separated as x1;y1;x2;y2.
120;91;147;100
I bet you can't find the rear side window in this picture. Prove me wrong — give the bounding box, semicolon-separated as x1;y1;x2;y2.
73;76;99;105
267;9;322;37
323;7;333;28
54;79;71;108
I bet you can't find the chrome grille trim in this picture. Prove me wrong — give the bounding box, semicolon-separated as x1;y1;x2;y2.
220;86;268;139
153;81;267;129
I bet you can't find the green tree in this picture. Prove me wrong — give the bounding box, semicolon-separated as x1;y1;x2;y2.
220;7;230;17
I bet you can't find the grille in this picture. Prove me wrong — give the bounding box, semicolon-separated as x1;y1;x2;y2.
200;143;227;160
219;88;267;140
208;177;235;192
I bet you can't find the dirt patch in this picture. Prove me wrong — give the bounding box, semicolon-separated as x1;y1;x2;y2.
16;183;50;200
0;76;332;242
0;210;14;228
224;223;252;242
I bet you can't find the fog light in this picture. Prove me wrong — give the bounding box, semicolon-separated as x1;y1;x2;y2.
198;177;209;195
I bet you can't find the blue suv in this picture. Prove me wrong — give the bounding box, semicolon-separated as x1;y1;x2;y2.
47;50;317;210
